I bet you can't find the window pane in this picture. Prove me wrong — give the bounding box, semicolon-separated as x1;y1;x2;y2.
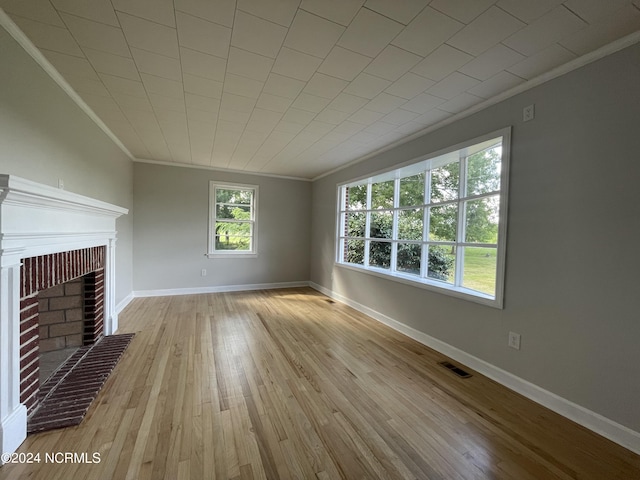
215;221;252;250
399;173;424;207
464;195;499;243
216;188;252;204
466;147;501;196
346;184;367;210
216;204;250;220
429;204;457;242
346;239;365;265
371;180;394;209
369;241;391;269
462;247;497;295
397;243;421;275
347;212;366;237
430;162;459;203
398;209;423;240
370;211;393;239
427;245;456;283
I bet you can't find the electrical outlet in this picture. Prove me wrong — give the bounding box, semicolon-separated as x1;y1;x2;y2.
523;104;535;122
201;269;207;277
508;331;521;350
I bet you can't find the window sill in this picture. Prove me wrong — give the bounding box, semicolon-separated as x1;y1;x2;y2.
207;252;258;259
334;262;502;309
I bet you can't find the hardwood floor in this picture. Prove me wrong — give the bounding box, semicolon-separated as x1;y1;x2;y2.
2;288;638;479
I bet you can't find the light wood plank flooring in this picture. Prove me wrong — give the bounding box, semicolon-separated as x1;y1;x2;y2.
2;288;639;479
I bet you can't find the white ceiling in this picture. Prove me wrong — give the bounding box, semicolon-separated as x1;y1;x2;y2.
2;0;640;179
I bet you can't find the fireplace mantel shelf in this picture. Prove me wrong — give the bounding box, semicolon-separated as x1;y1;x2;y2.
0;174;128;458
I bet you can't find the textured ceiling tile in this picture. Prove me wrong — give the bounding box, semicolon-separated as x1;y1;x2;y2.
291;93;331;112
117;11;179;58
112;92;154;112
318;47;372;81
176;12;230;58
400;93;446;114
343;73;392;99
364;45;422;82
303;73;348;99
347;108;385;125
497;0;564;23
467;71;525;98
384;73;435;99
391;7;464;57
458;44;524;81
131;47;182;81
381;108;420;125
327;93;369;113
363;93;407;114
41;49;99;80
502;6;587;56
300;0;365;26
246;109;284;133
256;93;295;113
506;43;576;79
222;74;264;99
1;0;65;26
411;44;473;81
52;0;118;26
412;108;452;125
281;108;316;125
111;0;176;27
447;7;526;56
148;93;186;112
559;5;640;56
9;16;82;56
429;0;496;24
231;11;287;58
337;8;404;58
438;92;483;113
180;48;226;82
82;47;139;80
174;0;235;27
363;0;429;25
263;73;307;98
65;74;110;97
563;0;630;24
227;47;274;82
272;47;323;81
100;73;147;98
140;73;184;99
183;73;223;99
221;92;257;113
284;10;345;59
237;0;300;27
426;71;479;99
314;108;352;125
186;93;221;112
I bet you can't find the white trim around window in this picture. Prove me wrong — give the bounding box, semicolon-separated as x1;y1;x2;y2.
208;181;259;258
335;127;511;308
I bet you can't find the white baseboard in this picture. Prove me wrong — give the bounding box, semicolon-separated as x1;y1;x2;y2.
0;404;27;462
309;282;640;455
115;292;134;315
134;281;310;298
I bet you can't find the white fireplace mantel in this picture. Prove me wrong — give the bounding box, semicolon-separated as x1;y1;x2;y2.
0;174;128;457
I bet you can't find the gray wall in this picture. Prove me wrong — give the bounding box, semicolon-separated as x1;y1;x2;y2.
133;162;311;291
311;43;640;433
0;27;134;306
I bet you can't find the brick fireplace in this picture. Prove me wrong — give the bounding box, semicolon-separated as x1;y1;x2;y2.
20;247;106;412
0;175;127;457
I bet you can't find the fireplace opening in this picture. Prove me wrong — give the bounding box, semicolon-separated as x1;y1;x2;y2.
20;248;106;413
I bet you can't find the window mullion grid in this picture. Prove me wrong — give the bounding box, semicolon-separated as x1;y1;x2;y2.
421;168;430;279
364;183;372;267
454;154;467;287
391;177;400;273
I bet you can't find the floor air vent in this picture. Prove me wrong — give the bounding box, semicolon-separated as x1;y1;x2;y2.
439;361;472;378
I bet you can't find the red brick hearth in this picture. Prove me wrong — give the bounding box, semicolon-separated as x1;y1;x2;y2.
19;247;106;412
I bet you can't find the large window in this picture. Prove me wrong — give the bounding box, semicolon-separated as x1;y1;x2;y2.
208;182;258;257
336;129;510;307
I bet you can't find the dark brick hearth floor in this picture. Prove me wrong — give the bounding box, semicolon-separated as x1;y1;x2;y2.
27;333;134;434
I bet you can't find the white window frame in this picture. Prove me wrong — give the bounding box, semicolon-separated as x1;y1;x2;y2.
335;127;511;308
208;181;258;258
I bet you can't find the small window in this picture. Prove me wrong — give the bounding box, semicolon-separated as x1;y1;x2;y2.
208;182;258;257
336;128;510;308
